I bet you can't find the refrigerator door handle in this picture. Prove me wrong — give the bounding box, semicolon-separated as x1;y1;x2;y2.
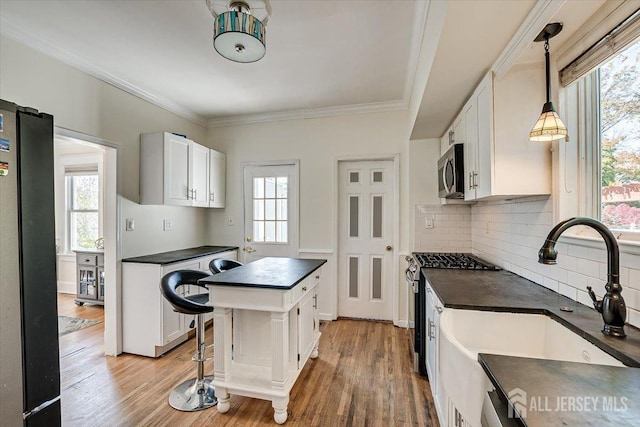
23;395;61;420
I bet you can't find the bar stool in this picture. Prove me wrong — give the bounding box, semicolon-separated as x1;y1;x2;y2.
160;270;216;411
209;258;243;274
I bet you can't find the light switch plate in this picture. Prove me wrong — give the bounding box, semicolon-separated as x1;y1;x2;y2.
125;218;135;231
163;219;173;231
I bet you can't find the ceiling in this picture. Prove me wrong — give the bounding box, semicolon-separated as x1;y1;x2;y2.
0;0;608;134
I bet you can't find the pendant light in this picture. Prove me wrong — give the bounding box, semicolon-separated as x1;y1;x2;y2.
529;23;568;142
206;0;272;63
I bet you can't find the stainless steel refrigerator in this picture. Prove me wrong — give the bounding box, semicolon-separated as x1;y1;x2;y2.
0;99;61;426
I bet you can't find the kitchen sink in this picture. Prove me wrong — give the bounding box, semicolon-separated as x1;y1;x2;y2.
437;309;623;426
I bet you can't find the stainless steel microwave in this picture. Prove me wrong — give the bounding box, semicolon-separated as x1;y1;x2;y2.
437;143;464;199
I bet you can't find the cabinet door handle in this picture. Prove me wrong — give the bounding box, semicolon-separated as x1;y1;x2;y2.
209;192;214;202
473;172;478;189
469;172;473;190
436;306;443;314
302;286;307;292
193;189;197;200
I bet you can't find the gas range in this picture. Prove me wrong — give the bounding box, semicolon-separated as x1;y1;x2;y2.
413;252;500;270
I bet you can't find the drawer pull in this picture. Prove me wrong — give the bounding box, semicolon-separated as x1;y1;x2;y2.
302;286;307;292
315;275;320;279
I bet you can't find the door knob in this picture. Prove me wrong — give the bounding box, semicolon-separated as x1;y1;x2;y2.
246;236;252;242
386;245;393;252
244;246;256;253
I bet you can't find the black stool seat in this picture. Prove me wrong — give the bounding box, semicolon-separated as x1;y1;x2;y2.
161;270;212;315
209;258;243;274
159;269;216;412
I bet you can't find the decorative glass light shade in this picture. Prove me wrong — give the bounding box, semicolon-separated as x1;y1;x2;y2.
529;22;568;142
214;10;265;63
529;101;568;141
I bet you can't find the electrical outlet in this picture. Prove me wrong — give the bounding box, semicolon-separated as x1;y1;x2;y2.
163;219;173;231
227;216;235;226
125;218;135;231
425;218;434;229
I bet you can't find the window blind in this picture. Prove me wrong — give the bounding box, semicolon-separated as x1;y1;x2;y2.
64;164;98;175
560;7;640;87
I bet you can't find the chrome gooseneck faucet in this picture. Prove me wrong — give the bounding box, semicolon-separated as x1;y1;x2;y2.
538;217;626;338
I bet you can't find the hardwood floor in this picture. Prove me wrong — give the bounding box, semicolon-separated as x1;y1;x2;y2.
57;293;439;426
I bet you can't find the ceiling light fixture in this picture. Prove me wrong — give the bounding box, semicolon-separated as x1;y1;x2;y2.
529;22;568;142
206;0;271;63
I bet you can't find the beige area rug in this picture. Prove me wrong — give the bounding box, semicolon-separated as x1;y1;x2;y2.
58;316;100;336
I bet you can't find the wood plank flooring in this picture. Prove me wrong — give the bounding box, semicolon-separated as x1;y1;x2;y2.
57;293;439;426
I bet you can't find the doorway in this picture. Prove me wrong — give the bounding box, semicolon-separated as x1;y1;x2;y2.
337;159;396;321
242;161;299;262
54;129;120;356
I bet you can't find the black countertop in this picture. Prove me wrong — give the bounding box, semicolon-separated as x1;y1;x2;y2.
422;268;640;366
200;257;327;290
479;353;640;426
122;245;238;265
422;267;640;427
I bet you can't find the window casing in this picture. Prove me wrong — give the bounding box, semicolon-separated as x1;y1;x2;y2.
559;35;640;244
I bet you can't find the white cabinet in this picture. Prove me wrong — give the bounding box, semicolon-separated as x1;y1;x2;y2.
462;69;551;201
208;149;226;208
425;280;446;426
191;142;210;207
122;248;237;357
140;132;226;208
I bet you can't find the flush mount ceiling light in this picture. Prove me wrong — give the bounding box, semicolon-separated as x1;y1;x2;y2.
206;0;271;63
529;22;568;142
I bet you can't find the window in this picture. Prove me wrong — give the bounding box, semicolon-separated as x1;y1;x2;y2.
67;174;100;250
253;176;288;243
559;9;640;243
598;37;640;232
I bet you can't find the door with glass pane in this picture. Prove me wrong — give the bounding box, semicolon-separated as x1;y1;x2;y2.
243;163;298;262
338;160;394;320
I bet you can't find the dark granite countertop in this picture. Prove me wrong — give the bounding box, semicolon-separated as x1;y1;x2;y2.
479;353;640;426
200;257;327;290
422;268;640;367
122;245;238;265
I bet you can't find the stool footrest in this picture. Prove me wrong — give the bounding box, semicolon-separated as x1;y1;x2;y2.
192;343;214;363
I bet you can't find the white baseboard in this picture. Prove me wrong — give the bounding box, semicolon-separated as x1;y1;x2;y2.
57;281;75;294
319;313;336;321
395;320;415;328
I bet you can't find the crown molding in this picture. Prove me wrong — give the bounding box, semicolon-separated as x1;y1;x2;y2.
0;17;208;127
206;100;407;128
492;0;567;79
402;0;431;103
2;0;426;130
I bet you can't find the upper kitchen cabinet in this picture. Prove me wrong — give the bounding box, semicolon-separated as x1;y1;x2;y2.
140;132;225;208
463;67;550;201
208;149;226;208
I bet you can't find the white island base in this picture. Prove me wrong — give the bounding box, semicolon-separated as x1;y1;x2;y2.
204;258;324;424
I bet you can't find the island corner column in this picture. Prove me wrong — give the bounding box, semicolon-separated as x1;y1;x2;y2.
270;310;290;424
213;306;233;413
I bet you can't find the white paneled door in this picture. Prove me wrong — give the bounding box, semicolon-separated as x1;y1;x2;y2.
243;163;298;263
338;160;394;320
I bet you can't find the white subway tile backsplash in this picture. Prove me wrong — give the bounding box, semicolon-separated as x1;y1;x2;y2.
627;309;640;329
470;196;640;322
558;283;578;300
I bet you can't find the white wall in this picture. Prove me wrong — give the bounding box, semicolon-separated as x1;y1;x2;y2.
0;35;210;258
206;110;414;322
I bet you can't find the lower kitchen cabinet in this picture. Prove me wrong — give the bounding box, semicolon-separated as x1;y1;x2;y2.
122;248;237;357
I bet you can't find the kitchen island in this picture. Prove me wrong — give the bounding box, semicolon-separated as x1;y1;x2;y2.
200;257;326;424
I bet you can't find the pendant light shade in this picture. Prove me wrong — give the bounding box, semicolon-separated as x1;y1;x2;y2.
206;0;271;63
529;102;568;141
529;23;568;142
